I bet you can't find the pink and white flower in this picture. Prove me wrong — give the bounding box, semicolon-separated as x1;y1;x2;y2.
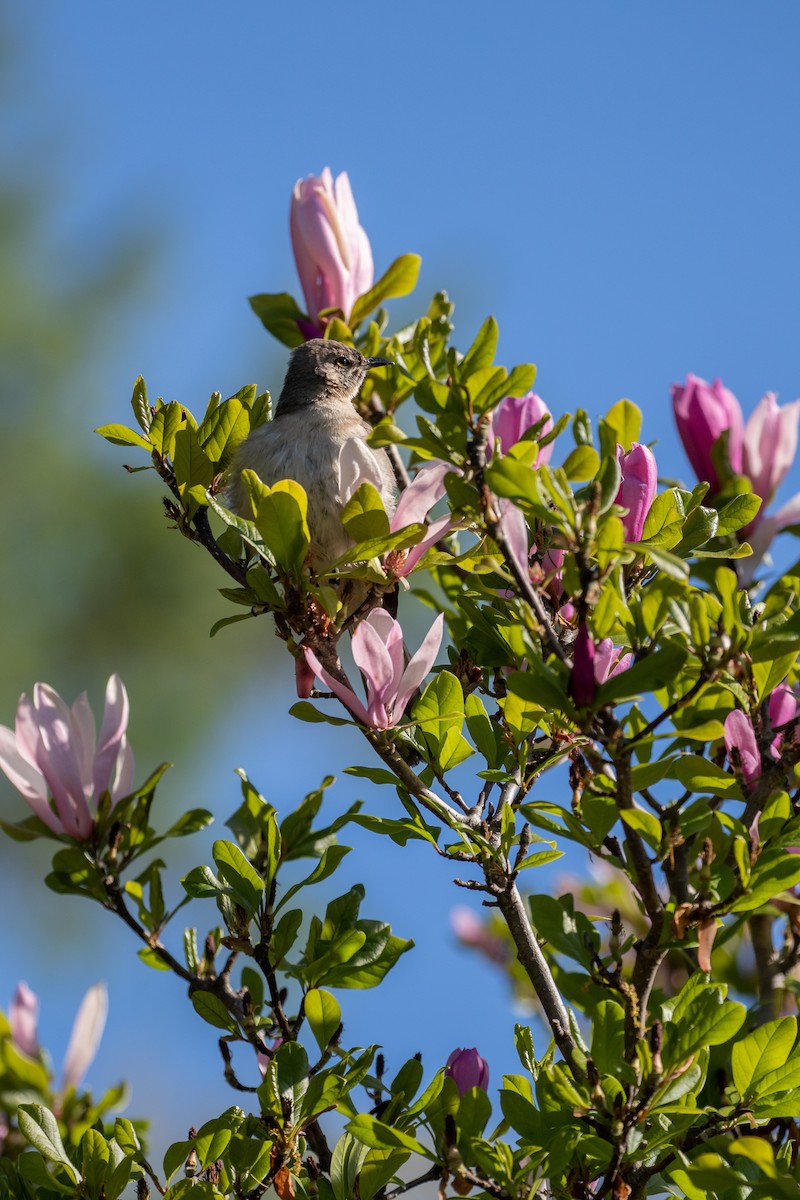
290;168;374;332
0;675;134;840
304;610;444;729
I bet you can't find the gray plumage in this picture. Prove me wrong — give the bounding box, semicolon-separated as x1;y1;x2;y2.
227;339;396;565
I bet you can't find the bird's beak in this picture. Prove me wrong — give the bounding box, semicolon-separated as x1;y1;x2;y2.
365;356;394;370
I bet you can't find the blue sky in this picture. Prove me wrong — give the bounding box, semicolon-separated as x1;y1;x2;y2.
5;0;800;1166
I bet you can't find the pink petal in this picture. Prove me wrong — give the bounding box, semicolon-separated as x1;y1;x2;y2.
302;648;371;726
10;982;40;1058
109;739;135;805
491;393;553;461
393;613;445;718
61;983;108;1091
500;500;530;579
293;181;351;315
392;462;453;529
351;617;400;726
336;437;389;505
334;171;373;306
743;394;800;504
398;514;455;575
93;675;129;799
724;710;761;787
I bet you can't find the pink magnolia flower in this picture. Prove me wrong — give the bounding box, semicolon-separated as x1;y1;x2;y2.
445;1047;490;1094
389;461;459;576
7;981;106;1091
336;442;458;577
725;687;800;790
290;169;374;333
569;629;631;708
491;392;554;462
594;639;633;683
0;675;134;840
672;374;743;493
724;710;762;788
769;684;800;755
61;982;108;1091
569;624;597;708
742;393;800;509
451;906;507;965
740;492;800;584
615;443;657;542
9;982;39;1058
304;609;444;729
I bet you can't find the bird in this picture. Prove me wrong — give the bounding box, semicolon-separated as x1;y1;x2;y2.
227;339;397;566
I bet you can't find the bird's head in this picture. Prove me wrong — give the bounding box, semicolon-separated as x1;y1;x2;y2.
276;339;393;415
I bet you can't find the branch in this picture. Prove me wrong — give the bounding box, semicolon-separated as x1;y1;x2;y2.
467;424;568;664
492;879;583;1081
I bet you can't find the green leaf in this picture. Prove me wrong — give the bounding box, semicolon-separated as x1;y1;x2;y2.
17;1105;78;1180
671;755;743;799
664;986;746;1069
249;291;306;347
81;1129;109;1200
341;482;390;542
596;644;688;705
194;1118;234;1170
590;1001;625;1076
191;991;239;1034
181;864;225;899
358;1149;410;1200
459;315;499;377
561;444;600;481
732;1017;798;1099
330;1134;370;1200
173;424;214;500
94;423;152;451
199;397;250;468
603;398;642;450
148;400;185;458
290;701;353;726
305;988;342;1052
620;807;662;850
642;488;685;549
347;1114;434;1159
349;254;421;326
130;375;150;432
251;476;311;575
212;839;265;917
716;492;762;536
413;671;471;771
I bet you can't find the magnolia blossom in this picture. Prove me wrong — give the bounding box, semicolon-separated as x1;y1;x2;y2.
304;609;444;729
615;442;657;542
388;461;457;575
290;168;373;331
336;440;456;578
724;686;800;789
569;628;631;708
451;906;507;965
672;374;743;493
445;1047;490;1094
594;639;633;683
0;675;134;840
7;981;107;1091
9;982;39;1058
491;392;554;462
673;374;800;574
723;710;762;789
741;392;800;509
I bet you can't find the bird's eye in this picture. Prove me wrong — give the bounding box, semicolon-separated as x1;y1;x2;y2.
335;355;349;368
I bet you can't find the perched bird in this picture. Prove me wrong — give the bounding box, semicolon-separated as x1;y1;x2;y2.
227;339;396;565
